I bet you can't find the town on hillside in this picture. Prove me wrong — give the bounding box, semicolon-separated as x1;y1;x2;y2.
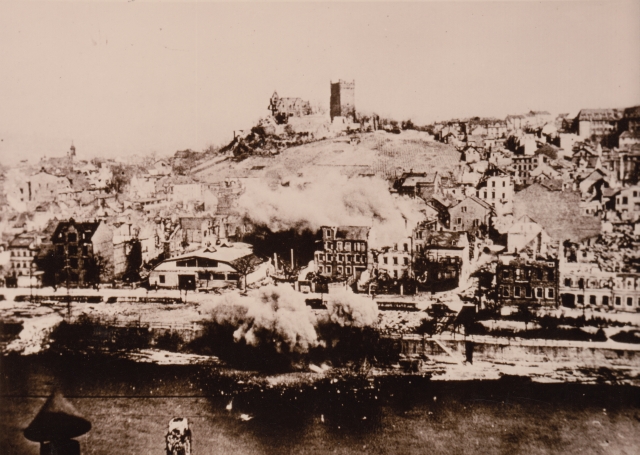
3;79;640;390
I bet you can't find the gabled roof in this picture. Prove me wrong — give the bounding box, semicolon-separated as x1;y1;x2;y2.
450;195;493;212
9;233;39;248
576;108;622;122
51;220;101;242
623;106;640;118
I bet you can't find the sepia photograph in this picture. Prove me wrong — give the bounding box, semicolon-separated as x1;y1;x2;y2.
1;1;640;454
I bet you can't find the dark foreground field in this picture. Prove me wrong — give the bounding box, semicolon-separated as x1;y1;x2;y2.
1;354;639;455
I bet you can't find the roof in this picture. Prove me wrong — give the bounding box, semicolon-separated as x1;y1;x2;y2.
335;226;370;241
513;183;601;242
51;219;101;242
421;231;466;249
451;195;493;212
623;106;640;118
538;179;564;192
9;233;39;248
155;243;255;270
534;144;559;160
576;109;623;122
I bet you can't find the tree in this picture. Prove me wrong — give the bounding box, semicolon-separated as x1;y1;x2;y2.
106;164;133;197
123;239;143;283
231;255;261;290
85;252;112;287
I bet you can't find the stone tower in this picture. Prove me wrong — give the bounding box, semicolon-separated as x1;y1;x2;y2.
330;80;356;122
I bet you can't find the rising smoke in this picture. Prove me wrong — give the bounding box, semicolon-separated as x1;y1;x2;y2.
236;169;424;249
206;285;380;368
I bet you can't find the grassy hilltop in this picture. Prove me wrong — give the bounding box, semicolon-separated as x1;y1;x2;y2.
192;130;460;183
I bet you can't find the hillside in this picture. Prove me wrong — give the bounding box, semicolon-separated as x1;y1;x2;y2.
192;130;460;183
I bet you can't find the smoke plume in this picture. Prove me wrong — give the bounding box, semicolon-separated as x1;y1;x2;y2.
207;285;380;365
236;170;423;249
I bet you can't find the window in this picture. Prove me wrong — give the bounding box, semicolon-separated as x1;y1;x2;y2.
615;296;621;306
338;254;343;263
345;242;351;251
318;265;323;273
325;242;332;250
602;296;609;306
627;297;633;307
502;286;509;297
346;266;351;274
536;288;543;298
457;218;462;225
589;295;596;305
212;273;226;280
623;197;628;205
67;233;77;242
547;288;554;299
337;241;343;251
403;257;409;266
346;255;352;263
393;257;398;265
547;270;554;280
227;273;240;281
525;287;532;298
492;181;495;187
326;265;332;274
502;193;505;199
502;181;506;187
461;206;467;213
403;243;408;252
514;286;521;297
393;270;398;279
564;278;572;287
68;245;78;256
492;192;495;199
337;266;343;274
383;257;388;264
484;192;487;199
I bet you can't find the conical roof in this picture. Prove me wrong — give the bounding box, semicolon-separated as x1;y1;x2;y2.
24;391;91;442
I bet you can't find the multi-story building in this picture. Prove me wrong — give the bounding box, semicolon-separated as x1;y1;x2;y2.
51;219;114;286
413;231;470;291
559;262;640;312
615;185;640;219
376;241;412;280
496;257;559;306
7;232;42;286
511;154;550;185
475;165;514;216
314;226;369;281
574;109;623;142
448;196;493;233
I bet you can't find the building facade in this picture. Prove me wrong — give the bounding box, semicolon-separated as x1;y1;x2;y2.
496;257;559;307
51;219;114;286
314;226;369;281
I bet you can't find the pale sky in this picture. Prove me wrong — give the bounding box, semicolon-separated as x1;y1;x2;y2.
0;1;639;165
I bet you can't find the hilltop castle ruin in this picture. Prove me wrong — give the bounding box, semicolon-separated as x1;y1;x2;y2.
330;79;356;122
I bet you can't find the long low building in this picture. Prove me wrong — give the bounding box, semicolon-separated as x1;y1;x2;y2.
149;242;266;290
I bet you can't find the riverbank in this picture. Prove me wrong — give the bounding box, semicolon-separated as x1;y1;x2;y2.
2;353;640;455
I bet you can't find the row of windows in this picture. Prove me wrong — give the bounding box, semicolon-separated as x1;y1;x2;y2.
11;262;35;269
380;256;409;266
568;294;640;307
502;268;555;280
323;241;366;252
318;265;354;275
10;250;35;257
476;191;506;200
56;245;92;256
502;286;554;299
316;253;365;264
563;277;639;290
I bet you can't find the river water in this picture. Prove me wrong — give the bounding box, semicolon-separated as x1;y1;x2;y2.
2;354;640;455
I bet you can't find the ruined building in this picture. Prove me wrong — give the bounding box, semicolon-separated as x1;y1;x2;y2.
268;91;312;125
330;79;356;122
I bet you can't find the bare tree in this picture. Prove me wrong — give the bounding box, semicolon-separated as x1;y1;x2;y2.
231;255;262;290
